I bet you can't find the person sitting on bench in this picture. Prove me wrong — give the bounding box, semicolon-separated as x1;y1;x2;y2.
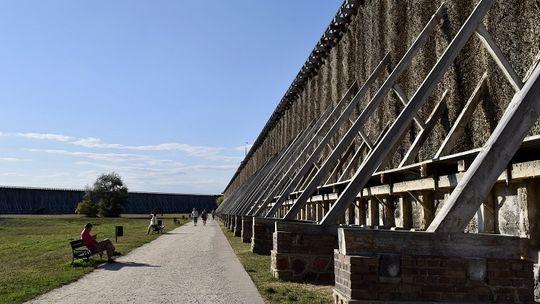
146;213;163;234
80;223;121;263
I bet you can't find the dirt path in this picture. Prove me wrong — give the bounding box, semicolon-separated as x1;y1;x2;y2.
27;220;263;304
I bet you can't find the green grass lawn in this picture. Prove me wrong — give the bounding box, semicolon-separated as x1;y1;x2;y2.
220;223;333;304
0;214;188;304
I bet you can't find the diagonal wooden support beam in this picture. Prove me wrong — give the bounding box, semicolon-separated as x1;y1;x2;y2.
339;123;391;182
358;129;373;149
399;90;448;167
232;129;311;215
434;73;488;159
258;54;391;217
249;81;357;216
281;3;448;221
393;84;426;130
242;107;335;215
320;0;496;226
428;61;540;232
475;24;523;92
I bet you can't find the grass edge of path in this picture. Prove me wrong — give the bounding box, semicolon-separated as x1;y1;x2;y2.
0;215;188;304
219;222;333;304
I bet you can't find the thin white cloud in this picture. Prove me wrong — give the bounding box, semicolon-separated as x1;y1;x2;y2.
4;131;243;162
72;137;122;149
16;132;72;142
0;157;30;162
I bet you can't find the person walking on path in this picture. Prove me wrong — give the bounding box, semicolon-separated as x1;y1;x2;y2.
80;223;121;263
201;209;208;226
211;209;215;220
191;208;199;226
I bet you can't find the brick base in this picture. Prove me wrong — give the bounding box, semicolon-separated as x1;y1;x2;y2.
241;216;253;243
271;250;334;282
233;215;242;237
251;217;276;255
272;221;337;282
334;251;534;303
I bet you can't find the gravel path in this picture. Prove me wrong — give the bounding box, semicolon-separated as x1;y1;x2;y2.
27;220;263;304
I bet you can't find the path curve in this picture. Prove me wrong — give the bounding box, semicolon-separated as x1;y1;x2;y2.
27;220;263;304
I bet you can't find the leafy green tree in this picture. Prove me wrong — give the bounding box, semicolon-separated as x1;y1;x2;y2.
84;172;129;217
216;195;224;206
74;199;99;217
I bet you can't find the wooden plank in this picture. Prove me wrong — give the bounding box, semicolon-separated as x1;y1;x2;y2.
321;0;495;226
337;228;523;259
475;24;523;92
399;90;448;167
434;73;487;159
428;60;540;232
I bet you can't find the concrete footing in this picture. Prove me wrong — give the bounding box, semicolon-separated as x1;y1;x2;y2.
251;217;277;255
271;221;337;282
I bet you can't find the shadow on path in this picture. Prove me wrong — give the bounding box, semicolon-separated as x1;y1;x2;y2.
97;261;160;271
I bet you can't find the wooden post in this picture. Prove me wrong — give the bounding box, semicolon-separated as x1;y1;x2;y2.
517;182;540;249
356;199;367;226
420;191;435;229
400;195;413;229
369;199;380;227
347;203;356;225
383;196;396;227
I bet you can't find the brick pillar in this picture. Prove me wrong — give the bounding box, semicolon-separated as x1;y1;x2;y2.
368;199;379;227
251;217;276;255
272;221;336;282
420;191;435;229
234;215;242;237
355;198;366;226
400;195;413;229
241;216;253;243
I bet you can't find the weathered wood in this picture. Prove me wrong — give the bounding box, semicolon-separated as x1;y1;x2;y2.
434;73;487;159
428;58;540;233
337;228;523;259
399;90;448;167
252;80;361;217
392;84;425;129
475;23;523;92
263;54;391;218
321;0;495;226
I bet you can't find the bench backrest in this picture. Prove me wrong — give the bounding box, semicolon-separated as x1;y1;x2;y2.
70;239;85;250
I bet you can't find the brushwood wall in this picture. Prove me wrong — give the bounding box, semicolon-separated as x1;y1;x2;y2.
0;187;218;214
224;0;540;197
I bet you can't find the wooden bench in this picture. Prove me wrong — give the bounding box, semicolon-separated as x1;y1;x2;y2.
69;239;99;265
150;221;165;234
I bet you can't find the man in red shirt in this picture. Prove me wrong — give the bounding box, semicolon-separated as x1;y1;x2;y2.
80;223;121;262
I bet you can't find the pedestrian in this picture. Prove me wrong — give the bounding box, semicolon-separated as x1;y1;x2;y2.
201;209;207;226
211;209;215;220
191;208;199;226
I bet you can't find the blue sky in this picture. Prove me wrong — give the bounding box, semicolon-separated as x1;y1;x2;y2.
0;0;341;194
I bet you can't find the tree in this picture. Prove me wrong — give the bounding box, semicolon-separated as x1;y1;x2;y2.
216;195;224;206
84;172;129;217
75;199;99;217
